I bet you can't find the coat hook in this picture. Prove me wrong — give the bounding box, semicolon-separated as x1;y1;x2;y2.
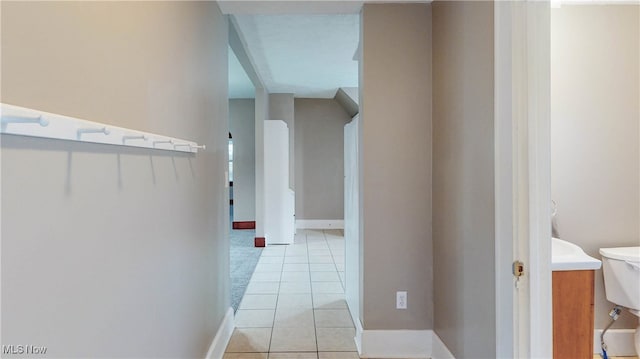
77;126;110;139
1;115;49;127
153;139;174;146
122;135;147;144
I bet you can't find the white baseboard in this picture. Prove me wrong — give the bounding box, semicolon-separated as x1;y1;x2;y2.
593;328;638;356
205;307;235;359
355;325;455;359
354;318;364;355
295;219;344;229
431;332;456;359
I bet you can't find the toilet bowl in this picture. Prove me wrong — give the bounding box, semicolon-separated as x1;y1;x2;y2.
600;246;640;355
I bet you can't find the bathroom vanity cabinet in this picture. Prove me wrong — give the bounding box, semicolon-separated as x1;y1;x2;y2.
552;270;595;359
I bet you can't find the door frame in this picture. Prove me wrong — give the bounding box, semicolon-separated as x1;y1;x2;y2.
494;2;516;356
495;1;552;357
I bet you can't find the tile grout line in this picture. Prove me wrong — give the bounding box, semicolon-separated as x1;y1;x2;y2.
316;230;331;356
265;244;285;355
305;230;320;357
325;229;343;289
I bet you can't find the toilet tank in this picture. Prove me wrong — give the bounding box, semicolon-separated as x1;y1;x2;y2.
599;247;640;311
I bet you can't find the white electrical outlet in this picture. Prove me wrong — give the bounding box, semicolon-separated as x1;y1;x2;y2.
396;291;407;309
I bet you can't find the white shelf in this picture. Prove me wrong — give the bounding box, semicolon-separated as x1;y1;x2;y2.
0;103;205;153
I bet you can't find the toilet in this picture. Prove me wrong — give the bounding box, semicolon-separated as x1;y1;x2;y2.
599;246;640;355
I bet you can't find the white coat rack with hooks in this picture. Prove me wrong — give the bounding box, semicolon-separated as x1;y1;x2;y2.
0;103;205;153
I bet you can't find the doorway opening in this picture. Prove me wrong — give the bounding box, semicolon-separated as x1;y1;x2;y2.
228;43;260;312
224;11;360;355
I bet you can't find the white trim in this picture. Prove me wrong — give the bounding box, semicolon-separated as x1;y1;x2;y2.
205;307;235;359
295;219;344;229
347;292;363;353
512;3;533;357
354;317;364;355
494;2;516;357
355;328;455;359
431;332;456;359
509;2;553;358
593;329;638;357
524;2;553;358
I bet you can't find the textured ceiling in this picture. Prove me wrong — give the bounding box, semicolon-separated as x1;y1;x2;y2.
233;14;360;98
229;46;256;99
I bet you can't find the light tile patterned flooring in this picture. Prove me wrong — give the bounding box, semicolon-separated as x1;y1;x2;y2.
224;229;359;358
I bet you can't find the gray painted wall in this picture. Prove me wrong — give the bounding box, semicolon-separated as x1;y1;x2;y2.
269;93;295;190
294;99;350;220
551;5;640;330
359;4;433;330
254;88;269;238
1;2;230;357
432;2;496;357
230;99;256;222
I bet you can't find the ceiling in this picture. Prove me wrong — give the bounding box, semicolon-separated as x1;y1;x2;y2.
231;14;360;98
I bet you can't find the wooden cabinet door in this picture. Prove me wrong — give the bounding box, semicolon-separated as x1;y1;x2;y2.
553;270;595;359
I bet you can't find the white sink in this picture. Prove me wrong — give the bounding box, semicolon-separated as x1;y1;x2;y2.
552;237;602;271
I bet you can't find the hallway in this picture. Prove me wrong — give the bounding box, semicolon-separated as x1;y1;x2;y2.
224;229;358;357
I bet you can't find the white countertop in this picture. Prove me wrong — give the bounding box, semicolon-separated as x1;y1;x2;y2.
552;237;602;271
